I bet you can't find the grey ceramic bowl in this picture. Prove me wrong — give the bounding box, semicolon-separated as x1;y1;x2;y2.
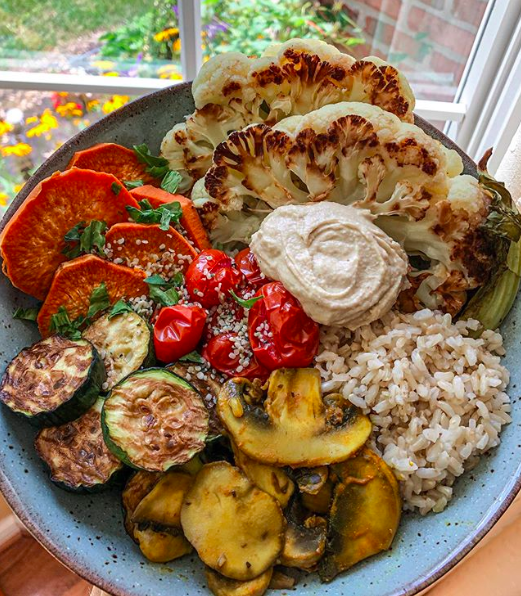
1;83;521;596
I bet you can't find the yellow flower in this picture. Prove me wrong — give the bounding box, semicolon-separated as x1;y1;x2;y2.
157;65;183;80
86;99;100;112
154;27;179;42
25;116;38;124
56;102;83;118
102;95;130;114
173;38;181;53
14;184;24;193
102;71;120;77
26;109;58;138
0;192;8;206
203;55;210;63
1;143;32;157
91;60;116;70
0;121;13;136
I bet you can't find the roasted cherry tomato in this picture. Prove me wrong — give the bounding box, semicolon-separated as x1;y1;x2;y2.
203;332;269;380
186;249;244;308
154;304;207;363
235;248;267;289
205;301;245;341
248;282;319;369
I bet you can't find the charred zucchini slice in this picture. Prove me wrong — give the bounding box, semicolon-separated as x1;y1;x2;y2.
122;470;160;541
205;567;273;596
0;335;104;426
133;527;192;563
83;311;153;391
319;448;401;582
102;368;209;471
34;397;124;492
217;369;371;467
232;442;294;508
168;361;224;438
181;462;286;581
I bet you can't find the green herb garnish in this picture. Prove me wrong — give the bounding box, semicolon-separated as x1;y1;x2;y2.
230;289;263;309
126;201;182;231
49;306;82;339
161;170;182;194
108;300;133;319
87;282;110;319
62;220;107;259
123;179;144;190
179;351;205;364
111;182;122;196
133;143;169;179
145;274;180;307
13;307;39;321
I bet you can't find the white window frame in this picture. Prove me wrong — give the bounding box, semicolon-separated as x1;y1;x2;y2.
0;0;519;154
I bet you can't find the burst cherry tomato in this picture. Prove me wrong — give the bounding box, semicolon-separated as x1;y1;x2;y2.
186;249;244;308
203;332;269;380
154;304;207;363
205;301;245;341
235;248;267;289
248;282;319;370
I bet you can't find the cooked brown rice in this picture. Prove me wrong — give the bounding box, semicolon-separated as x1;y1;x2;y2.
316;309;511;514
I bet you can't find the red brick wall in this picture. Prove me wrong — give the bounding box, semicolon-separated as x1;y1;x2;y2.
346;0;489;101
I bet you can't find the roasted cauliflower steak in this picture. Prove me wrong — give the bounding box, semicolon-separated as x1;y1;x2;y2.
161;38;415;192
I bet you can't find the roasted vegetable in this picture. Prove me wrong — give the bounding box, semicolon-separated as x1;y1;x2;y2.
37;255;149;337
104;222;197;277
195;101;504;314
217;368;371;467
319;448;401;582
301;480;334;515
181;462;285;580
232;442;295;508
161;39;415;191
132;472;193;528
34;397;124;492
83;310;153;390
280;515;327;570
102;368;209;471
0;168;139;300
205;567;273;596
269;568;299;590
0;335;104;426
133;527;192;563
168;361;224;438
122;470;161;541
291;467;328;495
130;186;212;250
67;143;158;185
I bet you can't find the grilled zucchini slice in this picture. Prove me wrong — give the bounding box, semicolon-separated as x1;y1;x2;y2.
83;311;153;391
122;470;161;541
319;448;401;582
205;566;273;596
102;368;209;471
35;396;124;492
181;462;285;581
0;335;104;426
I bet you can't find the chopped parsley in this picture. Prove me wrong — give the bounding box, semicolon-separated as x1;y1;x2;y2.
161;170;182;194
145;274;180;307
108;299;134;319
13;307;39;322
126;200;182;231
111;182;122;196
179;351;205;364
230;289;263;309
123;179;144;190
62;220;107;259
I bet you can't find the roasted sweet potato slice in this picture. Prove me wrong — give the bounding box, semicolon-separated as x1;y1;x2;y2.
105;222;197;277
67;143;158;185
0;168;138;300
37;255;148;337
130;185;211;250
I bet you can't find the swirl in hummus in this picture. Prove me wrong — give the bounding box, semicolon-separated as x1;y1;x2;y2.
250;202;408;329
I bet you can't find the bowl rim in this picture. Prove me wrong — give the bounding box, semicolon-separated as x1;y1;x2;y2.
0;83;519;596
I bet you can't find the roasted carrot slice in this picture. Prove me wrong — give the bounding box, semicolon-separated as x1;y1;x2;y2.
37;255;149;337
67;143;159;186
105;223;197;278
130;186;211;251
0;168;138;300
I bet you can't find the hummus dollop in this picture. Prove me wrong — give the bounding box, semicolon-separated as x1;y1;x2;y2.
250;202;408;329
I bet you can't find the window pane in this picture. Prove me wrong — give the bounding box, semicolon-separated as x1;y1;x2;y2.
0;91;136;216
201;0;490;102
0;0;182;81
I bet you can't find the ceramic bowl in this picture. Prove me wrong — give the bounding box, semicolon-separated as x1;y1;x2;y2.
1;82;520;596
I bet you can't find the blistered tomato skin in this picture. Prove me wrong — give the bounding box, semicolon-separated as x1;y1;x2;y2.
185;249;245;308
203;332;269;380
235;248;267;289
248;282;320;370
153;304;207;363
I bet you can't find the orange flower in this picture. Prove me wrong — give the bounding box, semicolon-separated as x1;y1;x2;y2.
102;95;130;114
154;27;179;42
56;102;83;118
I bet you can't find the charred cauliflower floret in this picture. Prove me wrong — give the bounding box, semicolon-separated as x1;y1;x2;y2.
161;39;415;192
194;102;505;314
